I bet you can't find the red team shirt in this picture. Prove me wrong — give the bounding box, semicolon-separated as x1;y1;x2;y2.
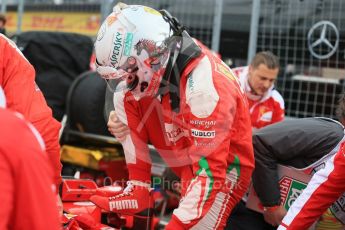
0;108;61;230
0;34;62;186
233;66;285;129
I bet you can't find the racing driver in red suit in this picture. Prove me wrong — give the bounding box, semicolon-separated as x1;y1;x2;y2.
0;34;62;187
90;3;254;229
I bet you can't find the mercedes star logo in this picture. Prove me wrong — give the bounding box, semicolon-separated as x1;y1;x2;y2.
307;20;339;60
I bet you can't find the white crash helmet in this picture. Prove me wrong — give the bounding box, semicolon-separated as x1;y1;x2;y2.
95;3;173;100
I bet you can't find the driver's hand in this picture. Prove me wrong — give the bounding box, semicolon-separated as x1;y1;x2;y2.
108;110;130;141
263;205;287;226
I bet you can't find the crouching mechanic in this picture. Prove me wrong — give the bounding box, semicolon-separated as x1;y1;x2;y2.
90;3;254;229
227;116;345;230
278;95;345;230
232;51;284;130
278;141;345;230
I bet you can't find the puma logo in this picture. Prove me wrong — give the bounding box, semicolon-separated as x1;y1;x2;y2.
109;199;138;210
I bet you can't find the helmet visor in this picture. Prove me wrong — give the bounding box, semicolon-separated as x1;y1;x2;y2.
96;45;170;95
96;56;140;94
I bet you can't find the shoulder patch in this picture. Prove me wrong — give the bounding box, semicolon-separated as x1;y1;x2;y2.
216;62;236;81
216;62;243;93
186;56;219;118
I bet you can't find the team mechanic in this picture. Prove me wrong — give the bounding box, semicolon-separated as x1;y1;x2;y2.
90;3;254;229
278;141;345;230
232;51;284;130
227;116;345;230
278;95;345;230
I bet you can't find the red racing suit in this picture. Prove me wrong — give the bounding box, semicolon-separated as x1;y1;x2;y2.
278;141;345;230
113;42;254;229
0;108;61;230
233;66;285;129
0;34;62;187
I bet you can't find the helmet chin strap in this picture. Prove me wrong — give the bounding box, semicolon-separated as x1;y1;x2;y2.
157;10;201;112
